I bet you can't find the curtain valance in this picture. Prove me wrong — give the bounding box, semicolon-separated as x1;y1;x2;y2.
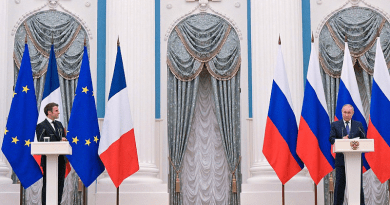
14;10;88;80
167;13;241;81
319;7;390;78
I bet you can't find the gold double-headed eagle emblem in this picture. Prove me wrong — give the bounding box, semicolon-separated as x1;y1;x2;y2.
350;141;359;150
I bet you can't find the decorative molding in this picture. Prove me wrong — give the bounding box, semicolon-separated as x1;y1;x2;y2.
361;0;390;23
164;5;199;41
11;3;47;36
57;3;93;39
208;5;243;40
349;0;361;6
15;0;21;4
315;1;349;38
235;2;241;8
11;2;93;40
85;2;91;7
166;4;172;9
48;0;59;9
315;0;390;39
164;5;243;41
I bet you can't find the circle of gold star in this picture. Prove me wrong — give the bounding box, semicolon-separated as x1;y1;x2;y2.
82;86;89;94
4;128;9;135
94;136;99;143
12;136;19;144
85;139;91;146
13;92;17;98
72;136;79;144
22;85;30;93
25;139;31;147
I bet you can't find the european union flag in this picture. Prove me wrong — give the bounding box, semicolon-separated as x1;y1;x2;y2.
1;43;42;188
66;46;105;187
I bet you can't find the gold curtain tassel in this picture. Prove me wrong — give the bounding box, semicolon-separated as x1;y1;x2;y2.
329;173;334;192
232;174;237;193
175;175;181;193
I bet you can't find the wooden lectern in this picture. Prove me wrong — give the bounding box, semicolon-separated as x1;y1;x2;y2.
31;142;72;205
333;139;374;205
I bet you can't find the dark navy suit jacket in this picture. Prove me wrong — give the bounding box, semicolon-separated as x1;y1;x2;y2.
36;119;66;168
329;119;366;167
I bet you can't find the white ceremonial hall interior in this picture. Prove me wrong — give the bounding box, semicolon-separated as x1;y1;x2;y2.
0;0;390;204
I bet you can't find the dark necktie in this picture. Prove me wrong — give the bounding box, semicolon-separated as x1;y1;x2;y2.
346;121;350;135
52;121;60;138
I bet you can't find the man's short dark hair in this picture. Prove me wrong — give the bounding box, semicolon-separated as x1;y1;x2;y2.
44;102;59;116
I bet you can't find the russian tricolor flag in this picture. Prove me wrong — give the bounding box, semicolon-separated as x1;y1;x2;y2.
365;38;390;183
297;41;333;185
98;42;139;188
335;41;370;171
263;44;304;184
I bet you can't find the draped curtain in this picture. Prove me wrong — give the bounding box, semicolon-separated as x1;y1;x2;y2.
167;13;241;205
13;10;87;205
319;7;390;205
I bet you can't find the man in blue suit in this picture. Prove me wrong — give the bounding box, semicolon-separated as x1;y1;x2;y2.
329;104;365;205
36;102;67;205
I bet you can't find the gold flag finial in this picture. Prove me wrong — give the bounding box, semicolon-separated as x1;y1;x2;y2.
311;32;314;43
117;36;120;46
25;34;27;44
84;37;86;46
278;34;281;45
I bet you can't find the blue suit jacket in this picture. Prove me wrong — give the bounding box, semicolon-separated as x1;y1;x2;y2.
329;119;366;167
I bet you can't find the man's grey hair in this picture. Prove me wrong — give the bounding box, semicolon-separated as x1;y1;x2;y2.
342;104;354;112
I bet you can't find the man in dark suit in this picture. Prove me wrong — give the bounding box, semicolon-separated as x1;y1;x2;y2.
329;104;366;205
36;102;67;205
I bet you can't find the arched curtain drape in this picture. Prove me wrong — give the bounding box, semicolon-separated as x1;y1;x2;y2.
13;10;88;205
319;7;390;205
167;13;241;205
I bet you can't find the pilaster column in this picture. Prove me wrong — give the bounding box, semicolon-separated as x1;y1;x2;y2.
249;0;305;184
101;0;161;185
0;0;12;185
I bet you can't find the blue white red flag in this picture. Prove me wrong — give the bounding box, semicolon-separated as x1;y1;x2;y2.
37;44;63;125
1;43;42;188
98;43;139;188
335;41;370;171
365;38;390;182
297;42;333;185
262;44;304;184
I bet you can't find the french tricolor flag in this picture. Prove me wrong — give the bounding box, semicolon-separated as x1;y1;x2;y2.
263;44;304;184
98;42;139;188
335;40;370;171
35;45;70;176
365;38;390;183
297;41;333;185
37;45;63;128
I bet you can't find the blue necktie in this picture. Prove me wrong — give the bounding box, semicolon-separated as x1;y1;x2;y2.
346;121;350;135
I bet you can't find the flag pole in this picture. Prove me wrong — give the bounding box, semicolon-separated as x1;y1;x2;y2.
388;180;390;205
314;182;317;205
83;184;87;205
117;186;120;205
278;35;284;205
282;184;285;205
312;32;318;205
19;183;23;205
